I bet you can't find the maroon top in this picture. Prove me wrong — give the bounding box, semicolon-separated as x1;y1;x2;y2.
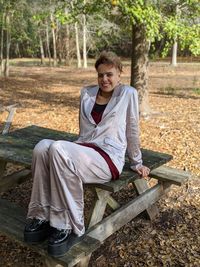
78;102;119;180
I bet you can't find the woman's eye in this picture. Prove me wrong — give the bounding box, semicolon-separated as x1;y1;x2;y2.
98;73;113;78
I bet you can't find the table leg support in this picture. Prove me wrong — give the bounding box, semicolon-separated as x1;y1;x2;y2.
87;188;111;229
79;188;112;267
44;257;64;267
133;178;159;220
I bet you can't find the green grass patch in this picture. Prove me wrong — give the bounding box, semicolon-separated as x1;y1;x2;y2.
192;88;200;95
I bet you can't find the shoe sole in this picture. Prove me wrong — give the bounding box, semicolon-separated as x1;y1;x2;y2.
24;228;50;244
48;233;82;257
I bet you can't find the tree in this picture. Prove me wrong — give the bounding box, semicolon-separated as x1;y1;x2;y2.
115;0;162;115
110;0;200;115
159;0;200;67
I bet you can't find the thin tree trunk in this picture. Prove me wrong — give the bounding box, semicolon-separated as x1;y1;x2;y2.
15;43;21;58
45;22;52;66
171;40;177;66
0;12;5;76
75;22;82;68
4;12;11;78
57;27;62;65
131;24;150;116
65;24;70;66
171;4;179;67
39;33;45;65
50;13;57;67
82;2;87;68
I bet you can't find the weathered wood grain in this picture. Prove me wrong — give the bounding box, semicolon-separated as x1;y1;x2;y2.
0;168;31;192
86;183;170;242
0;125;173;192
0;160;7;178
150;166;190;186
133;178;159;220
2;107;17;135
0;198;101;267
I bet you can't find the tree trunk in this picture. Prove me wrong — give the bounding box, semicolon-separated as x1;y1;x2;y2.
0;12;5;76
82;3;87;68
171;4;179;67
65;24;70;66
45;22;52;66
131;24;150;116
50;13;57;67
57;28;62;65
4;12;11;78
15;43;21;58
75;22;82;68
171;40;177;67
39;33;45;65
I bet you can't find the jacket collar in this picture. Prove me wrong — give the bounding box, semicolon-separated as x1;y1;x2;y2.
83;84;123;124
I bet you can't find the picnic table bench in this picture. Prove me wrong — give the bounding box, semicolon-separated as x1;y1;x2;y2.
0;125;190;267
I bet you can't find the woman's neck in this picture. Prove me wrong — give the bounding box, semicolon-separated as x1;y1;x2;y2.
96;89;113;105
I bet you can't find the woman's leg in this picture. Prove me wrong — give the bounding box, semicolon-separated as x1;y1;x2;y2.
48;141;111;237
27;139;54;221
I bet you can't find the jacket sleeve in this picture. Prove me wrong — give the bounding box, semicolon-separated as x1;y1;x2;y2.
77;87;85;139
126;88;143;171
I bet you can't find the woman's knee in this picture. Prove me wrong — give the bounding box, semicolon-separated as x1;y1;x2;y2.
49;141;72;159
33;139;54;157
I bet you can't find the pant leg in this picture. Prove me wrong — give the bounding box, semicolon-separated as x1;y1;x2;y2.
48;141;111;236
27;139;54;220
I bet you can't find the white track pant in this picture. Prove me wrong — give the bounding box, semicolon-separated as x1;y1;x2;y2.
27;139;111;236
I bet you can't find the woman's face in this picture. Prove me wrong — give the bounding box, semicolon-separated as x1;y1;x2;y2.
97;64;121;93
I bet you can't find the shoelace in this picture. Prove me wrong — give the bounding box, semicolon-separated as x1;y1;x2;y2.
30;218;46;228
51;228;71;239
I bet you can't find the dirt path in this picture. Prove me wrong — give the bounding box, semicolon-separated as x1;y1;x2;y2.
0;61;200;266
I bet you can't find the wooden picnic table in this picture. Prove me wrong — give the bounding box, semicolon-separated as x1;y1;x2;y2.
0;125;190;267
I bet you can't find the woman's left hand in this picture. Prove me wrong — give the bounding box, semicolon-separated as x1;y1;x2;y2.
136;165;150;178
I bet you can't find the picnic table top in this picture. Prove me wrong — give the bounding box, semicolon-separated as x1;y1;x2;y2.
0;125;173;192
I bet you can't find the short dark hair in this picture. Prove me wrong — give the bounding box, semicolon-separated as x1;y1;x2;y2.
95;51;123;73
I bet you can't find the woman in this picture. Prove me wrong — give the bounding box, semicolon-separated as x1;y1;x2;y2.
24;51;150;257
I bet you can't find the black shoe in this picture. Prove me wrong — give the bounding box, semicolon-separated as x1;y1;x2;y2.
48;228;76;257
24;218;50;244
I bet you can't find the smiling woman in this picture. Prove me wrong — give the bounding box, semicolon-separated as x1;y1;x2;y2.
23;51;150;258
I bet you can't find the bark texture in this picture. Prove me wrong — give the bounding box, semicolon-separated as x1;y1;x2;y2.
131;24;150;116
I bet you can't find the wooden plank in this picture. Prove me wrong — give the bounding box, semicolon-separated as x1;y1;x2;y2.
133;178;159;220
150;166;190;186
2;126;172;163
44;235;101;267
106;195;120;210
0;160;7;178
0;198;101;267
86;183;170;242
0;126;77;166
0;125;173;192
0;168;31;193
0;136;33;166
0;199;27;242
2;107;17;135
87;189;110;229
87;150;172;193
9;125;77;142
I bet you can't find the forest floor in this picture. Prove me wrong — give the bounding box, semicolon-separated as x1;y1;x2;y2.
0;60;200;267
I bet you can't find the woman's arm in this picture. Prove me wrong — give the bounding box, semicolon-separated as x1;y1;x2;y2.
126;88;150;178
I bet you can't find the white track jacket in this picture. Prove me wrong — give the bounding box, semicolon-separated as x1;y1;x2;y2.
76;84;143;174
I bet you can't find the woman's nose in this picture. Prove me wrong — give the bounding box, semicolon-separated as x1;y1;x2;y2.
102;74;108;81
